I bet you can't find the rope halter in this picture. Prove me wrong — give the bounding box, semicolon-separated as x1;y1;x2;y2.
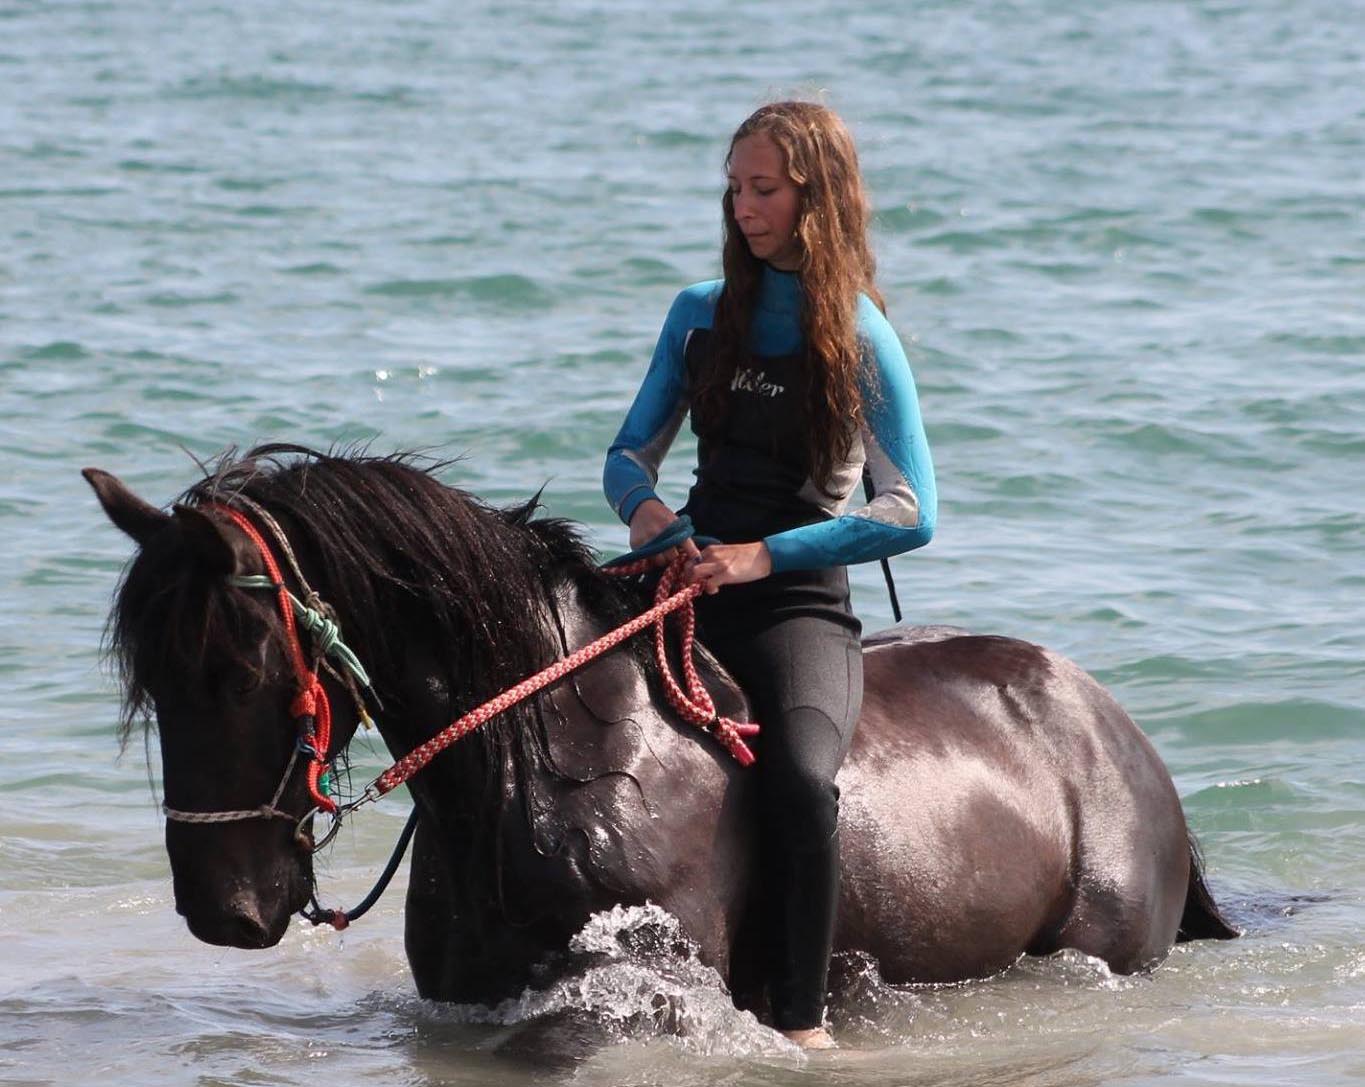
160;501;375;831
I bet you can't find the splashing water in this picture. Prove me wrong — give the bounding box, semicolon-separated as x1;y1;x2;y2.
440;904;794;1059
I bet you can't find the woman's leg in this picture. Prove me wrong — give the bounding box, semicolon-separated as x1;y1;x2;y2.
703;606;863;1031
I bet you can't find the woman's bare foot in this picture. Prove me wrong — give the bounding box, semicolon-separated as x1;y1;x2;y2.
781;1027;837;1050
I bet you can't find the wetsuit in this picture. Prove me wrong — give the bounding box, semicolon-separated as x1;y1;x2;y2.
603;265;936;1029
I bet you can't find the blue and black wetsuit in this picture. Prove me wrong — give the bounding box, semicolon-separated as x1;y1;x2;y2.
603;265;936;1029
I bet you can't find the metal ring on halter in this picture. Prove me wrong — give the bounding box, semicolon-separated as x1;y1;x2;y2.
297;804;345;854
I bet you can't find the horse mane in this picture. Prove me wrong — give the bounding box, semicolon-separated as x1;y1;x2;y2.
109;443;653;804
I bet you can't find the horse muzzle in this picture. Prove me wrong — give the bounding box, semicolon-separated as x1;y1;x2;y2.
181;889;291;949
168;844;312;950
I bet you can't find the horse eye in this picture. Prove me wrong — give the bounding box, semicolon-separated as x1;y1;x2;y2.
229;635;280;700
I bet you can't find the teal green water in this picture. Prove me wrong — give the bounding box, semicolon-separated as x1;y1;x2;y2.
2;2;1362;1084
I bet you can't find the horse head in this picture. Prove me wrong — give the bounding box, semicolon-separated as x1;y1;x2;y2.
84;467;361;949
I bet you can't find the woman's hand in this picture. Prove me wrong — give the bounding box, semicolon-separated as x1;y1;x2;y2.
628;499;701;567
687;542;772;594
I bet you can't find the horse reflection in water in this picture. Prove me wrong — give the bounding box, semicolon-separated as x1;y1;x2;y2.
85;446;1234;1018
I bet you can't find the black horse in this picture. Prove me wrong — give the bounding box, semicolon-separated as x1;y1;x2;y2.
84;446;1234;1011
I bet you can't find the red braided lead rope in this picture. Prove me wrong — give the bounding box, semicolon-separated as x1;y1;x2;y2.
634;558;753;750
372;556;758;797
216;507;338;814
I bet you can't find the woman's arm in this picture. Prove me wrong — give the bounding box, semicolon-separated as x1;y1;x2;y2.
762;298;937;572
602;284;717;525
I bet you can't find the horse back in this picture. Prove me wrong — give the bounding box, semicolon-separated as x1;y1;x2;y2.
853;624;1175;797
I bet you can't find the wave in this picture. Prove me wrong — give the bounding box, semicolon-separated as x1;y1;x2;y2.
364;274;553;309
1155;699;1362;745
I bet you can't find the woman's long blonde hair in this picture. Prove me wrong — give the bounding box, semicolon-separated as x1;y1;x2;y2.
695;101;884;491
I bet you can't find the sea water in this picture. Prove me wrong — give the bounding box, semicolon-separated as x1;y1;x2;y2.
2;1;1362;1083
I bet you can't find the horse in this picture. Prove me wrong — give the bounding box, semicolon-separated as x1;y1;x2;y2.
83;445;1235;1013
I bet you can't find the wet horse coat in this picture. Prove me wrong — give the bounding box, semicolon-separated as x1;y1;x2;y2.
84;449;1234;1009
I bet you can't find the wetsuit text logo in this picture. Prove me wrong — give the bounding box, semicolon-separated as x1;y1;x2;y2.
731;368;786;398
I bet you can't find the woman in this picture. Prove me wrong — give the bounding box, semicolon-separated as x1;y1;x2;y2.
602;101;936;1048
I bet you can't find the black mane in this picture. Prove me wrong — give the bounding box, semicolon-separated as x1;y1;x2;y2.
109;444;650;784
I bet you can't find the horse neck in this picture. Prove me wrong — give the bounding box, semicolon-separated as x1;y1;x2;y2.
265;491;557;734
368;563;644;857
367;583;586;918
352;538;572;823
252;483;621;876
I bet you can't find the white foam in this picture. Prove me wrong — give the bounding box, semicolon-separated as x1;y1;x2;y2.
441;902;791;1056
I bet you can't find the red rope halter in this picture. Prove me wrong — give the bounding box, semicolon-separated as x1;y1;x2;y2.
217;507;339;814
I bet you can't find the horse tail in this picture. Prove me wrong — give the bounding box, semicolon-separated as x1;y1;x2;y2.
1176;830;1239;941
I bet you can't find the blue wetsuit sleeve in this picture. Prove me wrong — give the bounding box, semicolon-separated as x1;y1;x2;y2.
763;300;937;572
603;286;713;525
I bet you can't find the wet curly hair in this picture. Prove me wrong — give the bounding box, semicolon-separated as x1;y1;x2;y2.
694;101;886;492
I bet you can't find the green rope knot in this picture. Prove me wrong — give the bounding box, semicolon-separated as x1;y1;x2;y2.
296;606;341;656
291;598;372;688
228;575;372;689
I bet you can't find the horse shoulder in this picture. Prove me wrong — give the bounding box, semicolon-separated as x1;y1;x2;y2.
527;576;756;965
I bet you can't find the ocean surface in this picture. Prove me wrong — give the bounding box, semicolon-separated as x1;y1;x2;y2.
2;0;1362;1083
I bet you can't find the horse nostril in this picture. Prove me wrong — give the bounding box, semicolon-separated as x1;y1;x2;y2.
225;892;273;948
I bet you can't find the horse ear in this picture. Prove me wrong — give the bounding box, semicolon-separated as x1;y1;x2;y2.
171;505;239;575
82;467;171;545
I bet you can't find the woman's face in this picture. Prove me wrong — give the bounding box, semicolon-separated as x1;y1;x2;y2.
728;133;802;271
